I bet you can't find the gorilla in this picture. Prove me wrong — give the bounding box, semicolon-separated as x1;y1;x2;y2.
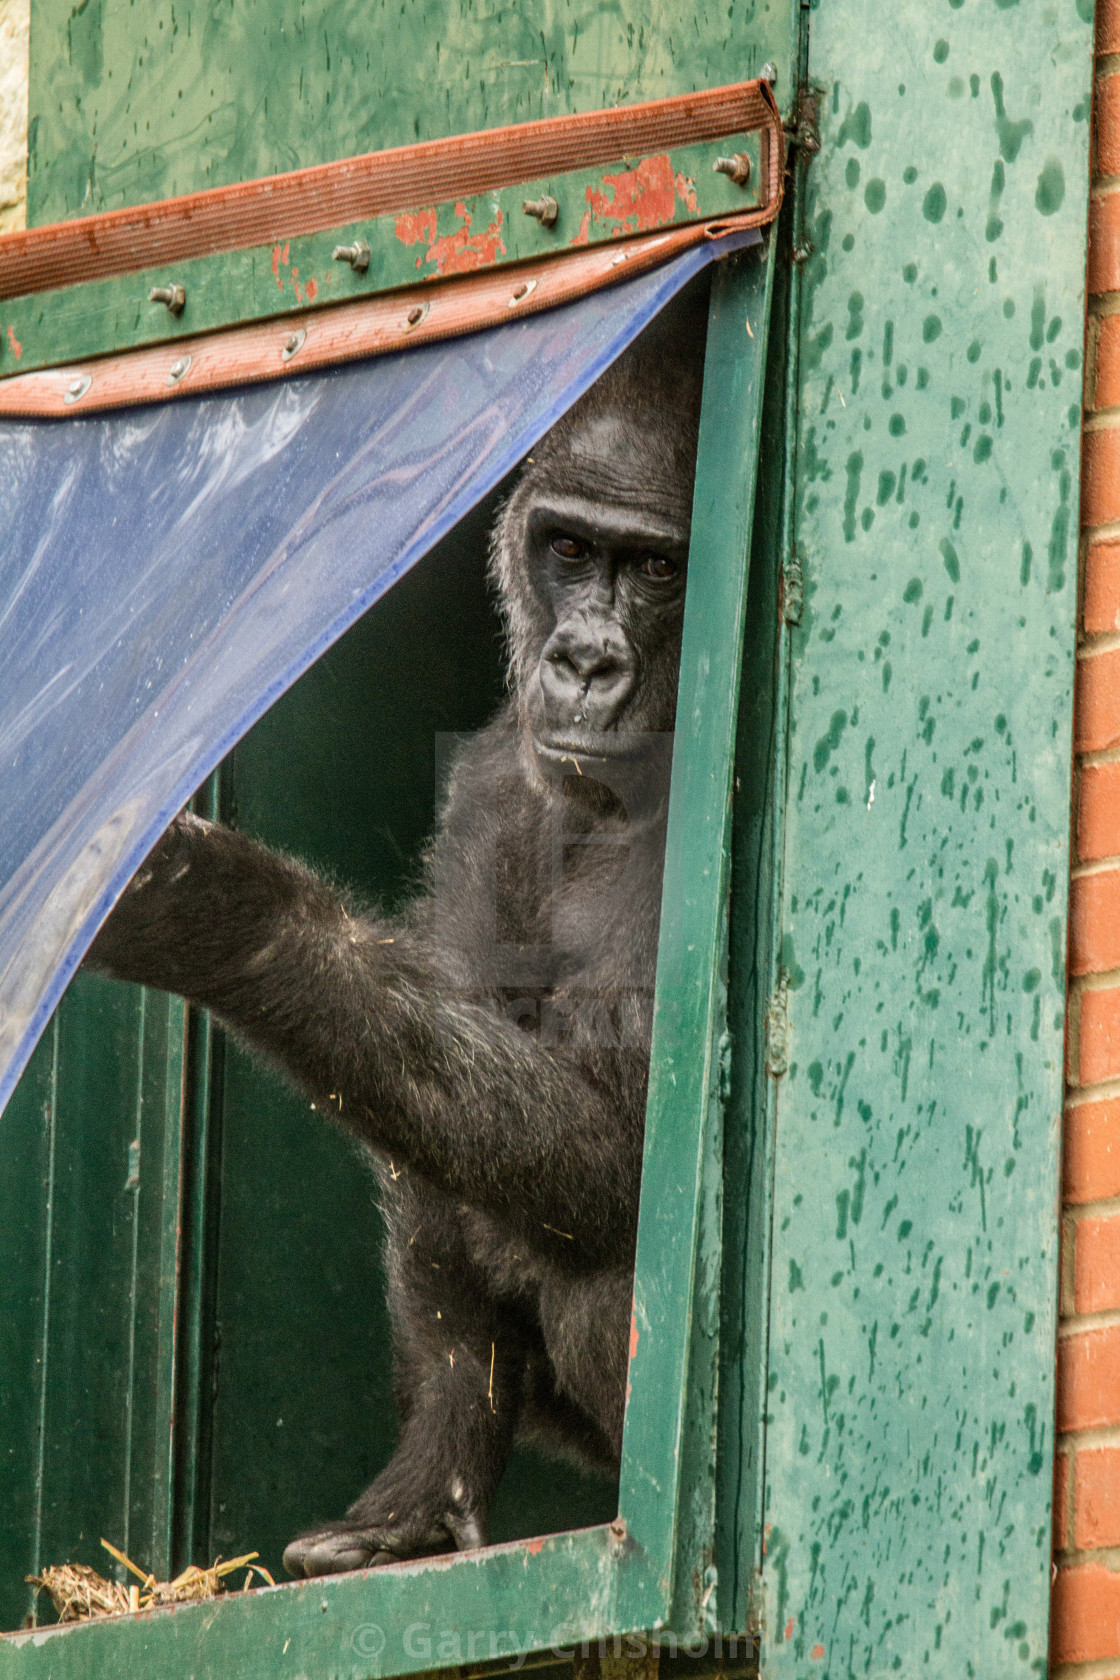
85;283;708;1577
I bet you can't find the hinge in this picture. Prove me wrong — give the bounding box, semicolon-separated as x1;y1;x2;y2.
781;552;803;624
785;85;822;155
764;972;790;1078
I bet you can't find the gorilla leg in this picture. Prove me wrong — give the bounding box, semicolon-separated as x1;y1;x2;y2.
537;1270;633;1461
283;1181;524;1576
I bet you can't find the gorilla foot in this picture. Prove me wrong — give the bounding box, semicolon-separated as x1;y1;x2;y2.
283;1501;487;1578
282;1524;400;1578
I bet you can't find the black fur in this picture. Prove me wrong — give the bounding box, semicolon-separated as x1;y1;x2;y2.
84;291;708;1577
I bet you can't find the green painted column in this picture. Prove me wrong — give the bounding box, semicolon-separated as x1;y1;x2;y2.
761;2;1092;1673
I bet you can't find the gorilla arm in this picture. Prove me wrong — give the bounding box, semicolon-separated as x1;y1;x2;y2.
84;813;638;1256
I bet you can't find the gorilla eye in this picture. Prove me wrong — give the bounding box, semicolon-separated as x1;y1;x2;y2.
551;534;588;561
639;555;679;582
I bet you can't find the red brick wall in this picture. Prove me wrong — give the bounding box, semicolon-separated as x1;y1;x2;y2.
1052;0;1120;1666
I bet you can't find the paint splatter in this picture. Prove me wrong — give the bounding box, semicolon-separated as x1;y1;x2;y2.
6;324;21;359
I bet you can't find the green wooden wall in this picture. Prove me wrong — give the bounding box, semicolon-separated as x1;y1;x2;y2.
25;0;795;225
759;1;1093;1672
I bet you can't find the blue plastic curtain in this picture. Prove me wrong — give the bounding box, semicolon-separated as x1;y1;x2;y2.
0;230;758;1111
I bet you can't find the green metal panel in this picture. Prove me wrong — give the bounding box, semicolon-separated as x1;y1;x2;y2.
623;244;775;1638
718;206;796;1646
0;977;186;1632
0;240;774;1678
758;3;1092;1674
25;0;795;226
0;135;766;376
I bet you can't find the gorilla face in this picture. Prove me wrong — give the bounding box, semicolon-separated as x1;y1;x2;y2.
490;292;707;781
522;425;692;768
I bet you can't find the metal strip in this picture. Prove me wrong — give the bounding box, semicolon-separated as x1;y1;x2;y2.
0;218;768;418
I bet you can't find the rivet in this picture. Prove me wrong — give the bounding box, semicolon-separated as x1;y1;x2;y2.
507;278;538;307
713;153;752;187
63;373;92;404
761;61;778;84
332;239;370;273
522;195;559;228
167;354;191;385
281;328;307;362
149;283;186;315
402;302;430;332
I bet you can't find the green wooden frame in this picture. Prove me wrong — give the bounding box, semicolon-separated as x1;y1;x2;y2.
0;242;775;1679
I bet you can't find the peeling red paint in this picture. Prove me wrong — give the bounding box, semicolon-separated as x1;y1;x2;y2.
396;207;439;268
272;241;290;289
395;204;505;275
629;1309;639;1361
582;154;685;237
395;207;439;247
571;207;592;248
425;203;506;276
810;1646;825;1661
6;324;21;359
305;277;318;302
524;1536;545;1555
674;171;698;213
784;1618;795;1642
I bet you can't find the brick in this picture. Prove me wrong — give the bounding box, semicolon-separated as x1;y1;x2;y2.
1060;1324;1120;1430
1100;75;1120;180
1104;0;1120;54
1092;192;1120;296
1077;647;1120;755
1086;541;1120;632
1056;1445;1070;1552
1077;1215;1120;1312
1084;425;1120;527
1080;987;1120;1084
1077;1446;1120;1547
1097;321;1120;413
1065;1096;1120;1202
1072;870;1120;974
1052;1563;1120;1664
1080;763;1120;860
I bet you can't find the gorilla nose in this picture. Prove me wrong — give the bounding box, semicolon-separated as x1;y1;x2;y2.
539;623;636;732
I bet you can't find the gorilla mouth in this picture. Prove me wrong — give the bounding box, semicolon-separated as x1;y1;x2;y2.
531;731;669;769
